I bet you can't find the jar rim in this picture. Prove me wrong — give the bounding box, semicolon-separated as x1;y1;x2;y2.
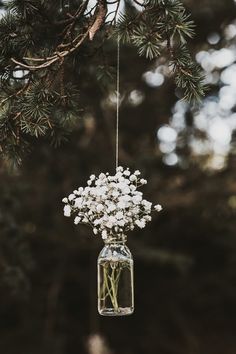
104;234;127;244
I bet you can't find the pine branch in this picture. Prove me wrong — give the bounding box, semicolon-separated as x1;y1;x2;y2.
9;0;107;71
115;0;206;102
0;0;206;165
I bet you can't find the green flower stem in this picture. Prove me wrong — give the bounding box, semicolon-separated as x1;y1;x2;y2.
102;265;113;299
109;267;119;311
114;268;121;298
104;267;118;310
99;266;109;301
100;262;122;312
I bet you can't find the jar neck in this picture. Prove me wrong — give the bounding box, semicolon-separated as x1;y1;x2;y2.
104;234;127;245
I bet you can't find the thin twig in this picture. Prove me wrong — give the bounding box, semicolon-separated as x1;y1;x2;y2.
11;31;89;70
0;80;31;106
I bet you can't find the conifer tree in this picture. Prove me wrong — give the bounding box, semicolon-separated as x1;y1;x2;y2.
0;0;205;166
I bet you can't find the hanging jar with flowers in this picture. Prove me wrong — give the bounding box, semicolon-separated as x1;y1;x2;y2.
63;166;162;316
98;234;133;316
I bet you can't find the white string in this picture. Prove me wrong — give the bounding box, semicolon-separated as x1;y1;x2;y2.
115;35;120;170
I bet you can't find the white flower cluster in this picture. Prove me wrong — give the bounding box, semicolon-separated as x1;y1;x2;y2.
62;166;162;239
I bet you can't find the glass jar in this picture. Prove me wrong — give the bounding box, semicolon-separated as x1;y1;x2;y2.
97;236;134;316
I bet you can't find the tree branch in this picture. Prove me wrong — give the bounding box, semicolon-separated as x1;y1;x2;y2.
10;0;108;71
88;0;107;40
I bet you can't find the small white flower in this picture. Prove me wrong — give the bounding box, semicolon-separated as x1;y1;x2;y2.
118;176;125;182
115;172;122;179
117;219;125;227
62;197;68;203
90;188;97;196
74;198;83;208
112;191;119;198
102;230;107;239
130;175;137;182
106;221;113;228
154;204;163;212
116;211;123;220
134;170;141;176
116;166;123;172
93;228;98;235
119;184;130;194
140;178;147;184
74;216;81;224
99;173;106;180
124;170;131;176
122;195;131;202
87;180;92;186
90;174;95;181
64;205;71;217
117;201;126;209
97;186;107;196
142;200;152;210
132;206;139;214
96;204;104;212
144;215;152;221
108;216;117;224
135;219;146;228
107;203;116;212
132;195;142;204
68;194;75;201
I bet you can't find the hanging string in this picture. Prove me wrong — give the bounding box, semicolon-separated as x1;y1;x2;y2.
115;35;120;169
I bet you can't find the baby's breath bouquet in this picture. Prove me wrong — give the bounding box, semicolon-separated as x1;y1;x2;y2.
63;166;162;238
63;166;162;316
